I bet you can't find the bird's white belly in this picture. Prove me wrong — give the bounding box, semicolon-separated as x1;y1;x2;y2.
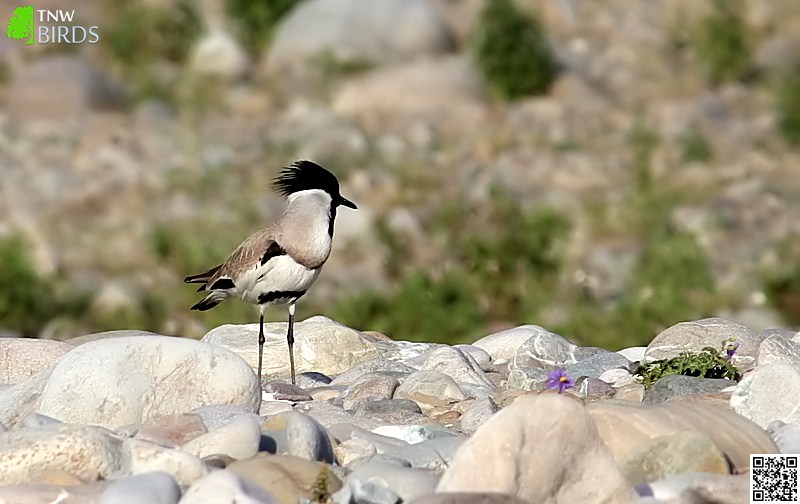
237;255;321;305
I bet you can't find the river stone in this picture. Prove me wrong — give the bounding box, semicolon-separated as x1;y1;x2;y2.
644;317;760;370
394;370;467;409
646;375;735;404
98;471;180;504
757;333;800;368
437;395;637;503
0;339;72;384
180;469;279;504
731;362;800;429
619;431;730;485
38;336;259;429
121;438;208;487
587;401;777;474
0;424;122;485
203;316;381;378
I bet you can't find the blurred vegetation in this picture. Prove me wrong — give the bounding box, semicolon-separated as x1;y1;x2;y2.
104;0;202;100
679;126;714;163
225;0;300;55
777;69;800;148
693;0;752;85
333;194;569;343
764;237;800;326
471;0;556;100
0;235;86;336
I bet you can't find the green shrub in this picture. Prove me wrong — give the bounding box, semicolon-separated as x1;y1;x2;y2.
693;0;751;85
471;0;557;100
225;0;300;54
0;235;87;336
764;237;800;326
634;343;741;389
679;127;714;163
777;71;800;148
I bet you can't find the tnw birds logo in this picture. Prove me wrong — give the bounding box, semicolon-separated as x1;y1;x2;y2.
6;5;34;45
5;5;99;45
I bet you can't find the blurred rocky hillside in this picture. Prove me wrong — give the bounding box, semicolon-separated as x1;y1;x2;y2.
1;0;800;347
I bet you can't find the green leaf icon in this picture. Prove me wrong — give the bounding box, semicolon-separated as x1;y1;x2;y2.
7;5;34;45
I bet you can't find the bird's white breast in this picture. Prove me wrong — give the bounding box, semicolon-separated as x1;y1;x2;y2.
237;255;321;305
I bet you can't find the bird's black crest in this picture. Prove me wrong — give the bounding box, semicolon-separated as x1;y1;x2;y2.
273;160;341;199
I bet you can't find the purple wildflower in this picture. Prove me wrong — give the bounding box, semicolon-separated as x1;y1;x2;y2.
545;368;574;394
724;341;740;361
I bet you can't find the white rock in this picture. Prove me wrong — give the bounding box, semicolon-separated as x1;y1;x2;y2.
265;0;452;74
179;469;278;504
472;325;553;362
202;316;381;378
0;424;122;485
99;471;180;504
121;438;208;487
181;414;261;460
0;339;72;384
731;362;800;429
189;29;249;81
38;336;260;429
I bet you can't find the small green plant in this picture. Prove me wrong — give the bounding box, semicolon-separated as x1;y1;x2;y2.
309;465;332;503
777;70;800;148
693;0;751;85
225;0;300;54
634;341;742;388
679;127;714;163
471;0;556;100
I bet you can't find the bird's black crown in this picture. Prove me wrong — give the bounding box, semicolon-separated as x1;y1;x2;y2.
273;160;341;198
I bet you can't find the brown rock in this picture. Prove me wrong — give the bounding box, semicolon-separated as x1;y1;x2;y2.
227;454;342;504
134;413;208;447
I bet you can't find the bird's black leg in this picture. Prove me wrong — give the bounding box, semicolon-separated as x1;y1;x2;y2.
288;302;296;385
258;311;265;386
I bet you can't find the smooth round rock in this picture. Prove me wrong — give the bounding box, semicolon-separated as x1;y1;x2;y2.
0;424;122;485
286;411;335;463
437;395;637;503
203;317;381;379
98;471;180;504
181;414;261;460
38;336;260;429
180;469;278;504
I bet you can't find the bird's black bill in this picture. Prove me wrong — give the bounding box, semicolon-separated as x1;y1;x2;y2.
339;196;357;209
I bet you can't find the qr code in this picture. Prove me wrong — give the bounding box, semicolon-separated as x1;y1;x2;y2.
751;455;799;502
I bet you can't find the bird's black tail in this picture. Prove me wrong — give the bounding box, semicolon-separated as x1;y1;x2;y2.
190;292;225;311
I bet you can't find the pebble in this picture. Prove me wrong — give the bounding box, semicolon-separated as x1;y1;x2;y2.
730;362;800;428
181;414;261;460
286;411;335;463
394;370;467;409
98;471;180;504
179;469;278;504
120;438;208;487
